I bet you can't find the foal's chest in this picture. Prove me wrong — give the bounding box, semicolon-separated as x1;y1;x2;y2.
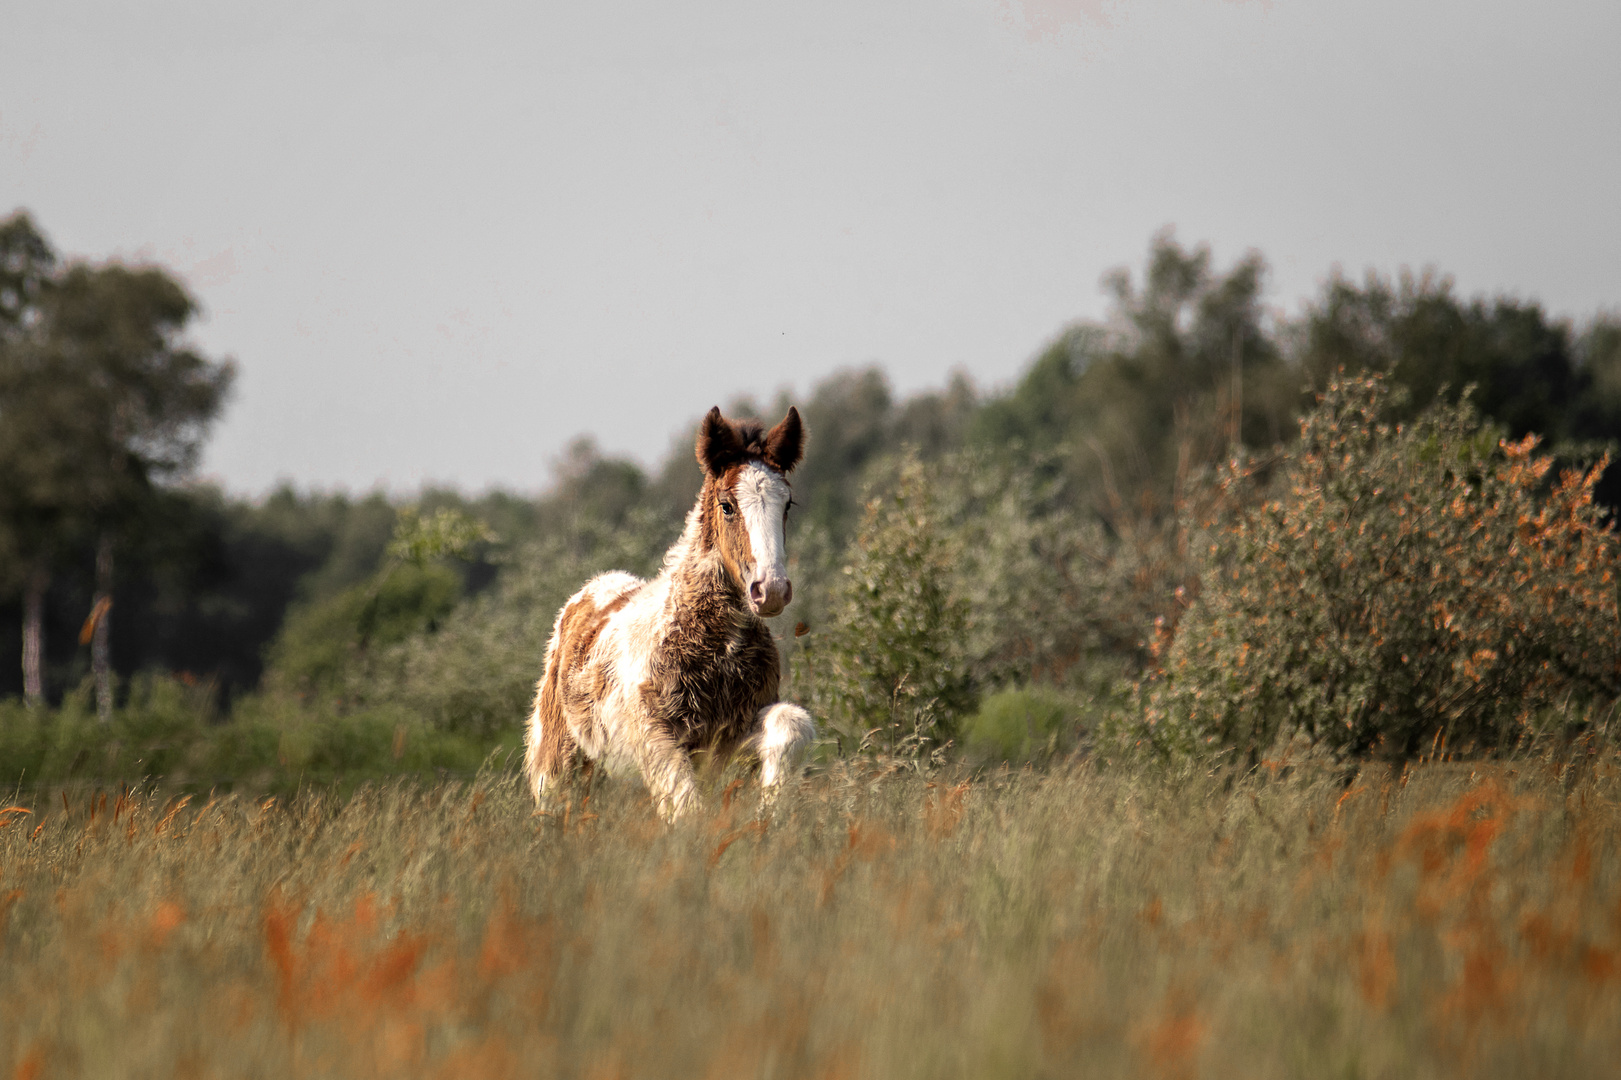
646;606;780;747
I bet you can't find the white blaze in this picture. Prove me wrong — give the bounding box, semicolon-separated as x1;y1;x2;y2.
733;460;791;588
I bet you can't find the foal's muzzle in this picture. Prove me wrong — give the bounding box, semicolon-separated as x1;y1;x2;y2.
749;576;793;618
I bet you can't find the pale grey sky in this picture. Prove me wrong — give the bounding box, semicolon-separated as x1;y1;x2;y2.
4;0;1618;493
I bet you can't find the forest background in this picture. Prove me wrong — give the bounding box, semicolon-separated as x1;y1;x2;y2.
3;207;1620;791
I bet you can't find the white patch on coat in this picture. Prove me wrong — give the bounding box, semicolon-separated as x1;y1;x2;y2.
751;702;816;788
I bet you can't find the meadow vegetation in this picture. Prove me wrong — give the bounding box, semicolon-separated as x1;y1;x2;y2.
5;222;1621;786
4;750;1620;1077
5;217;1621;1072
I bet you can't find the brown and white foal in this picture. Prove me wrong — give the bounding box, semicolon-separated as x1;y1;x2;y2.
524;407;816;819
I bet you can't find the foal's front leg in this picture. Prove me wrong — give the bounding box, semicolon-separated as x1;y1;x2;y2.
752;702;816;790
633;724;701;822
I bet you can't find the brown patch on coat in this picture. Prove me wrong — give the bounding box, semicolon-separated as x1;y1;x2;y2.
531;588;634;785
639;555;781;760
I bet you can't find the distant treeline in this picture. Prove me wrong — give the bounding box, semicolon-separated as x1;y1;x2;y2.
3;214;1620;763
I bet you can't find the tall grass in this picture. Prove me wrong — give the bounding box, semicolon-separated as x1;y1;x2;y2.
2;751;1618;1078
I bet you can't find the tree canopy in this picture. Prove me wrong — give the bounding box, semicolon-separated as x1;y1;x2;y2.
0;211;235;707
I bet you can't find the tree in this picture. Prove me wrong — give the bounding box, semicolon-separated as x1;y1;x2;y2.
0;212;54;331
46;263;236;719
1295;270;1598;445
0;222;235;717
1578;315;1621;413
972;228;1299;515
790;367;899;541
1574;314;1621;506
965;231;1303;679
0;211;60;704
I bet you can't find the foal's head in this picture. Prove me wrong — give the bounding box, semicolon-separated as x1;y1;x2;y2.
694;406;805;618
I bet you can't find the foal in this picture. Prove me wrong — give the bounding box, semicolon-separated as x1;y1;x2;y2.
524;406;816;819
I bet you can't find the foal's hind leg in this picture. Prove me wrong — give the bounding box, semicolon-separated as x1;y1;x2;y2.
524;702;581;804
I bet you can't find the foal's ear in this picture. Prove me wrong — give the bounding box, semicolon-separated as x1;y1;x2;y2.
762;407;804;474
696;406;746;476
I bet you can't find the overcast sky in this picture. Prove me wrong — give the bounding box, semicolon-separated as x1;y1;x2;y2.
4;0;1618;494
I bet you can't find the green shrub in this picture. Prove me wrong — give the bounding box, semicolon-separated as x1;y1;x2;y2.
936;449;1144;689
0;676;216;788
352;509;672;739
0;675;508;794
264;563;461;700
798;454;975;758
220;693;512;792
0;698;49;786
1151;374;1621;761
961;687;1075;764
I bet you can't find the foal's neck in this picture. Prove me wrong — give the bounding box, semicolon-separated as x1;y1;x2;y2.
661;499;751;614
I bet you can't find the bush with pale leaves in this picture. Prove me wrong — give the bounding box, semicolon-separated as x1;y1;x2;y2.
1152;374;1621;760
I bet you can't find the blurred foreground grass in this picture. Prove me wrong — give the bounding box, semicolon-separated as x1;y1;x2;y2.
2;752;1619;1078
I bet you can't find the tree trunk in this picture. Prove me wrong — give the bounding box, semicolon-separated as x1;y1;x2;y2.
92;532;114;724
22;563;47;707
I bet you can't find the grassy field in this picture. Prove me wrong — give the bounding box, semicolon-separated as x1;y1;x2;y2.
2;749;1619;1079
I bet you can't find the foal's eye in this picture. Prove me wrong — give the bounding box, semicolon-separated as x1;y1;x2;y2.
720;501;736;518
784;499;795;519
